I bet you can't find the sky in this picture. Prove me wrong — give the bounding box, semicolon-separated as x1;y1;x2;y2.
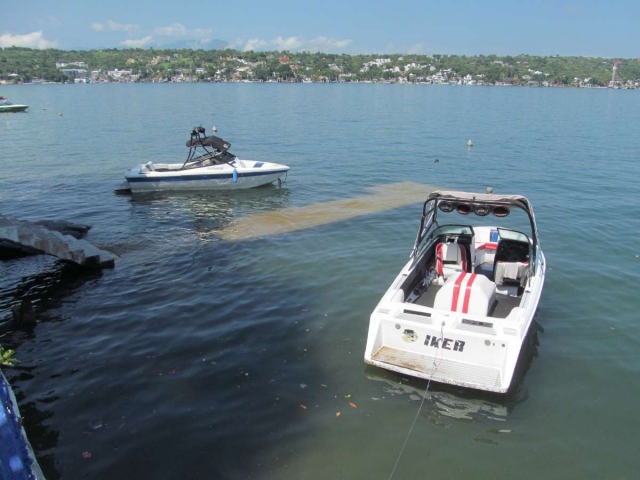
1;0;639;58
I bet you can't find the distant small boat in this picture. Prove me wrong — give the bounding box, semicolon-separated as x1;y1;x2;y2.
122;126;289;193
0;96;28;113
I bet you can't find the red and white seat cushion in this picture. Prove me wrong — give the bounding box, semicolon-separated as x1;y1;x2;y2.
436;242;468;280
434;272;496;316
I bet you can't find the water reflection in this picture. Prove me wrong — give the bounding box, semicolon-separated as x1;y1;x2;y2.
0;258;103;480
123;185;293;242
364;320;541;423
0;257;102;327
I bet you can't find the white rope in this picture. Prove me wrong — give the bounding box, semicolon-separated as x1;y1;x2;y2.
388;321;445;480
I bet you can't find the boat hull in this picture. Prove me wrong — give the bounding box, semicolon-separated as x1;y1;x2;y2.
0;104;28;113
125;162;289;193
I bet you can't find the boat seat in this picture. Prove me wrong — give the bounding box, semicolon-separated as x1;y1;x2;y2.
152;164;171;172
433;272;496;315
494;261;529;296
436;242;469;280
141;161;155;172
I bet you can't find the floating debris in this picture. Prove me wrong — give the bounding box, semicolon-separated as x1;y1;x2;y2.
473;436;497;445
90;420;103;430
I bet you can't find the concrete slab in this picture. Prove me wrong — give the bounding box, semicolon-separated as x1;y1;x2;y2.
0;214;115;268
219;182;439;241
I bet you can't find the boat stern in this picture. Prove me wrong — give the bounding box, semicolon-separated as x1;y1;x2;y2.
364;305;521;393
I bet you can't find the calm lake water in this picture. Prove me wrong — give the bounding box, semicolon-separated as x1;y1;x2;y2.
1;83;639;479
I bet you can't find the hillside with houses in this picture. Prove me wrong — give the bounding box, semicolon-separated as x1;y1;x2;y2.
1;47;639;88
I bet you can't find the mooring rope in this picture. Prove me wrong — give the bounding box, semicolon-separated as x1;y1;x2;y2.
388;321;446;480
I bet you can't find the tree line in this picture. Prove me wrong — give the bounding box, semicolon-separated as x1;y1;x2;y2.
1;46;639;86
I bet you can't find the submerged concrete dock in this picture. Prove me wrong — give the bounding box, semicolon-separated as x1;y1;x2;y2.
220;182;439;241
0;215;116;268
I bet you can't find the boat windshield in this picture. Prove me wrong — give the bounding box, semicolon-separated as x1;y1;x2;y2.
425;224;474;244
413;223;473;258
412;192;540;271
496;228;530;243
183;151;236;169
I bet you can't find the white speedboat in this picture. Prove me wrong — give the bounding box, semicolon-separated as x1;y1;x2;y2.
0;96;28;113
364;190;546;393
123;127;289;193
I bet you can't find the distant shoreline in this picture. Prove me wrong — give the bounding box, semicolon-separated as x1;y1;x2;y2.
3;80;633;90
2;48;638;89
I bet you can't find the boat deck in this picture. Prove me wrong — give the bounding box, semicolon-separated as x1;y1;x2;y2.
413;284;441;307
411;274;521;320
488;294;521;319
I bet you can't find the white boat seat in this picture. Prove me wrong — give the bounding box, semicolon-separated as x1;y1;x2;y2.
494;261;529;287
433;272;496;315
436;242;468;280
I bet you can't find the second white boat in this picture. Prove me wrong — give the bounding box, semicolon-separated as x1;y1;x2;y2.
123;127;289;193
